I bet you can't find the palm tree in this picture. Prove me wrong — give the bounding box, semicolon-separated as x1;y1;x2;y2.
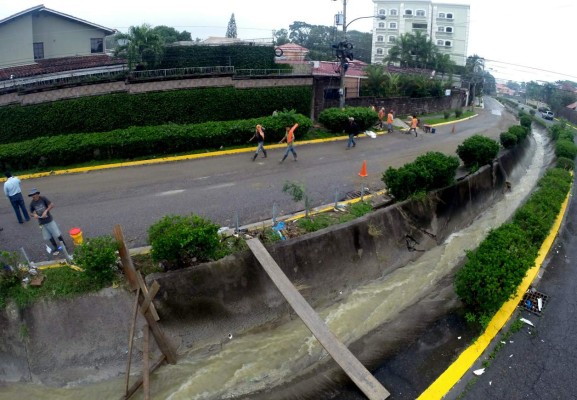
363;64;387;96
114;24;164;71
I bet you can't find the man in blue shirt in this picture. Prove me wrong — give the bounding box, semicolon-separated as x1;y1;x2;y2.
3;171;30;224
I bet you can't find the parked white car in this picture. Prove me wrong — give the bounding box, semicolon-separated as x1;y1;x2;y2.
542;111;554;120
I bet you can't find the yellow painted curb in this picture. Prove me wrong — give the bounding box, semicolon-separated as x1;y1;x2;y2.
418;186;571;400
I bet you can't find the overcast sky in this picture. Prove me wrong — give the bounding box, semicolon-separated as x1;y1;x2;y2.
1;1;575;84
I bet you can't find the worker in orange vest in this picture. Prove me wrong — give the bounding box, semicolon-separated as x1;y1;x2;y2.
387;110;394;133
279;123;299;162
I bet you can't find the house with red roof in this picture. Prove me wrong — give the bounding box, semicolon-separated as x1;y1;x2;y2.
0;5;122;82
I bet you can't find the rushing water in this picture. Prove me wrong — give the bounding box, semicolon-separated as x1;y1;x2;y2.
0;128;551;400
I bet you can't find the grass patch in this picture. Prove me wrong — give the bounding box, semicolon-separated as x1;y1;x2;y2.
5;266;115;309
422;110;475;125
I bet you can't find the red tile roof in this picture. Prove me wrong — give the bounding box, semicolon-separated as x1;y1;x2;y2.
0;55;126;81
312;61;367;78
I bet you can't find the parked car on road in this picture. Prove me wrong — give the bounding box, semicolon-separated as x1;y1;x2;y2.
542;110;554;120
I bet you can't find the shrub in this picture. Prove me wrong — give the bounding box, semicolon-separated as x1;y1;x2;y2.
454;108;463;118
557;157;574;170
73;236;118;284
529;109;536;116
456;135;500;169
148;214;221;269
455;224;538;316
318;107;379;132
555;139;577;159
508;125;529;142
443;111;451;119
383;151;459;201
519;115;532;128
500;132;517;149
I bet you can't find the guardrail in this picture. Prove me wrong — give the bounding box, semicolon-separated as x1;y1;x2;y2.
129;66;234;80
235;69;298;76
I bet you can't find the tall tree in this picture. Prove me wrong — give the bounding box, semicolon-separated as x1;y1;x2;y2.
152;26;192;44
273;29;290;46
114;24;164;70
226;13;237;38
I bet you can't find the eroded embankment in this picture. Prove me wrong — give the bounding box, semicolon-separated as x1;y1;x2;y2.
0;138;534;390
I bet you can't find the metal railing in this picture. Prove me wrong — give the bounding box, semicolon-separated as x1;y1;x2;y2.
235;68;299;77
129;66;234;80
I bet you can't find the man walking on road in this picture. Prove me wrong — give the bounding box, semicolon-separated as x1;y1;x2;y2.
28;188;68;255
408;115;419;137
249;124;267;161
345;117;360;149
3;171;30;224
387;110;394;133
378;107;385;129
279;123;299;162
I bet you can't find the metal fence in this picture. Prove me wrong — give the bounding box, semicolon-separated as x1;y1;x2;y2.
128;66;235;80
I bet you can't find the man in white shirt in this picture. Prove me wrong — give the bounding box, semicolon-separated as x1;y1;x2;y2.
3;171;30;224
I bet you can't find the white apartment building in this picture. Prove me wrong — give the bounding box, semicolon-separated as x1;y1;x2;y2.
371;0;470;66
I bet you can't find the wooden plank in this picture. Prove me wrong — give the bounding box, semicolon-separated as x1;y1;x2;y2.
143;325;150;400
246;238;390;400
125;288;141;396
122;355;165;400
140;281;160;315
136;273;160;321
114;224;139;291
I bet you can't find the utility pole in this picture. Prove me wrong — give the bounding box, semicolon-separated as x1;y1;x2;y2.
338;0;347;109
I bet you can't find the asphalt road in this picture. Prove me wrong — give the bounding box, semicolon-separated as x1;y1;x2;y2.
0;97;515;262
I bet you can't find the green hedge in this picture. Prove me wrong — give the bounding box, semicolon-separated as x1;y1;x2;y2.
318;107;379;132
157;45;277;70
456;168;572;320
382;151;460;201
456;134;500;170
0;86;312;143
0;113;313;171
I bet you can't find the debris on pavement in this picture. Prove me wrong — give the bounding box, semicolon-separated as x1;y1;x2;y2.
520;317;534;327
473;368;485;376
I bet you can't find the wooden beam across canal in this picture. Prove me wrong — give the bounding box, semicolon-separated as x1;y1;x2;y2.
246;238;390;400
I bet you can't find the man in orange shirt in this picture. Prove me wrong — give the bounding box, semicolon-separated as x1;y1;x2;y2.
386;110;394;133
279;123;299;162
408;115;419;137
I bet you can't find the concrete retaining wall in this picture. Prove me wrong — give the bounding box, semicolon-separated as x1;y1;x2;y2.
0;140;532;386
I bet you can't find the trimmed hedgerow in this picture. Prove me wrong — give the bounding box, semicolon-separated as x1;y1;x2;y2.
555;139;577;160
0;113;312;171
557;157;574;171
456;168;571;323
0;86;312;143
456;134;500;170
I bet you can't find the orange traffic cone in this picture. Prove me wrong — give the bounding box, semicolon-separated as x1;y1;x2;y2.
451;124;456;134
359;160;368;177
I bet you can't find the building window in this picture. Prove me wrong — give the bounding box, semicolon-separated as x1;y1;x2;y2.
33;42;44;59
378;22;385;28
416;9;426;17
438;12;446;18
377;48;384;55
390;9;398;16
405;9;413;15
443;40;452;47
446;13;454;19
413;23;427;30
377;35;384;42
388;35;397;43
438;26;445;32
436;39;444;45
389;22;397;29
91;38;103;53
445;26;453;33
378;9;386;15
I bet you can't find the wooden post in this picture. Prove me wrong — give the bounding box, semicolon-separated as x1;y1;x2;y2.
143;325;150;400
125;288;140;395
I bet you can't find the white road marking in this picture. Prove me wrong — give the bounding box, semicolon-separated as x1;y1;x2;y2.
156;190;186;196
